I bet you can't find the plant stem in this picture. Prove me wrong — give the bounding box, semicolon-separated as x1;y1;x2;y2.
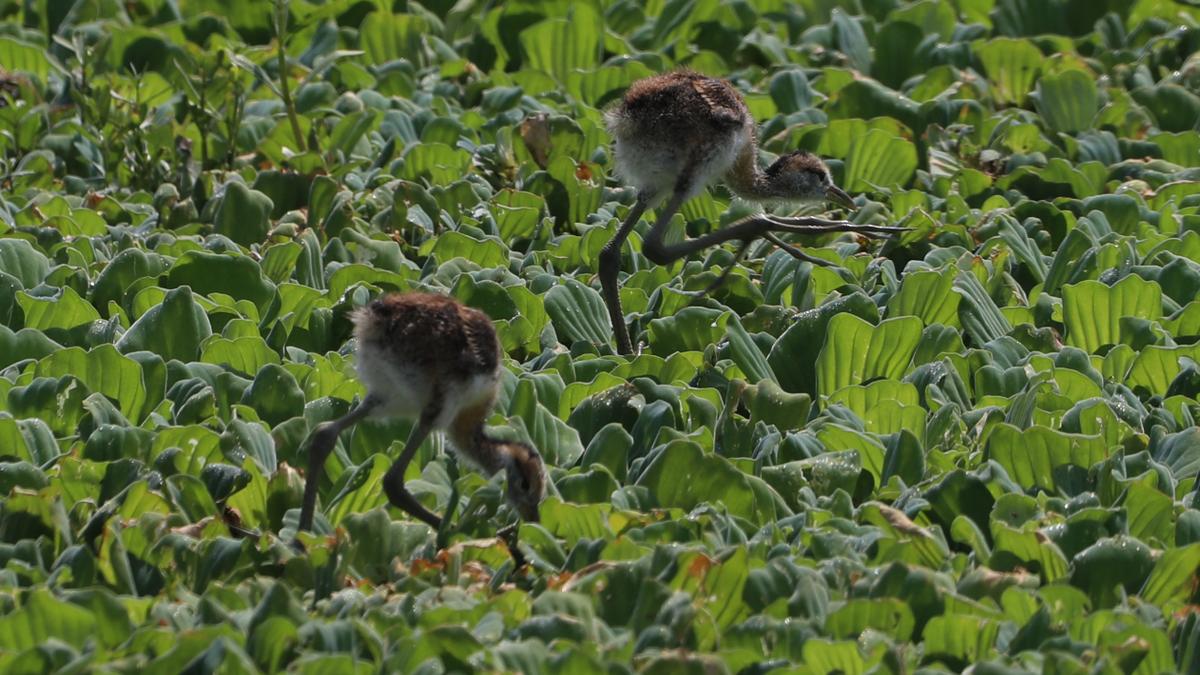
275;0;307;154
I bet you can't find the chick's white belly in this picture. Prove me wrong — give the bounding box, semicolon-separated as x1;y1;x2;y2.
355;341;499;429
355;343;432;419
611;126;748;202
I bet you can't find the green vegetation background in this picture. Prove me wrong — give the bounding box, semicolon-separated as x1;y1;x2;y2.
1;0;1200;672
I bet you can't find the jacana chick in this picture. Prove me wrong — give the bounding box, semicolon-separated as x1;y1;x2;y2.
600;70;904;353
297;292;547;542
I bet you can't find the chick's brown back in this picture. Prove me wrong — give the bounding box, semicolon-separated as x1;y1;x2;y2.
353;292;500;382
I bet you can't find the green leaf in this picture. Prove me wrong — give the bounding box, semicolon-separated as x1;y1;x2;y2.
1141;542;1200;607
327;454;392;526
1150;131;1200;168
240;364;305;427
1070;536;1155;608
873;22;926;88
0;37;51;83
1062;275;1162;354
1034;69;1099;133
974;37;1043;105
7;376;88;437
987;424;1110;492
491;190;544;243
769;69;814;113
816;314;922;398
725;317;775;383
360;12;429;66
341;508;431;583
34;345;148;422
645;307;727;354
992;522;1069;582
519;6;602;83
843;129;918;193
887;268;960;326
227;419;278;475
547;155;603;227
0;589;97;651
1125;344;1200;397
0;325;62;369
954;267;1012;345
544;278;611;348
741;378;813;432
636;440;787;526
825;597;915;641
800;640;866;675
541;498;612;546
923;615;1000;664
200;336;281;378
0;238;50;288
90;248;170;313
327;110;380;159
162;251;276;311
423;230;508;268
830;9;870;73
213;182;273;247
890;0;956;39
768;293;879;395
1125;481;1173;546
17;286;101;332
566;61;655;108
827;80;920;133
509;389;585;467
401;143;472;185
116;286;212;362
1132;84;1200;133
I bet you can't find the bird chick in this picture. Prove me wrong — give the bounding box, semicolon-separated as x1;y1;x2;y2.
599;70;903;353
297;292;546;541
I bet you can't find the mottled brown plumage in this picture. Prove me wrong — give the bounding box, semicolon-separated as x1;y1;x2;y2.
354;293;499;387
297;292;546;553
598;71;904;354
618;71;748;138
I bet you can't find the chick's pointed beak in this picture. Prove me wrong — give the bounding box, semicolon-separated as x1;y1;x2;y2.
825;184;855;210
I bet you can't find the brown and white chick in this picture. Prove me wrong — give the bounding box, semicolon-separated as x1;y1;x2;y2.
297;292;546;542
599;70;904;353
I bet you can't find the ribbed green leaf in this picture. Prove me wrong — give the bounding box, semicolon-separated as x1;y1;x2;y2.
987;424;1111;492
519;4;601;82
887;268;960;326
1035;69;1099;133
360;12;429;66
975;37;1043;105
816;314;922;398
544;278;611;347
1063;276;1163;353
843;129;918;192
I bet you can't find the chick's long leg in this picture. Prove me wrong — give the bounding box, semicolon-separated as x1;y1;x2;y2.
599;193;652;355
382;412;442;529
637;179;904;304
762;232;837;267
298;395;382;535
641;201;857;267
